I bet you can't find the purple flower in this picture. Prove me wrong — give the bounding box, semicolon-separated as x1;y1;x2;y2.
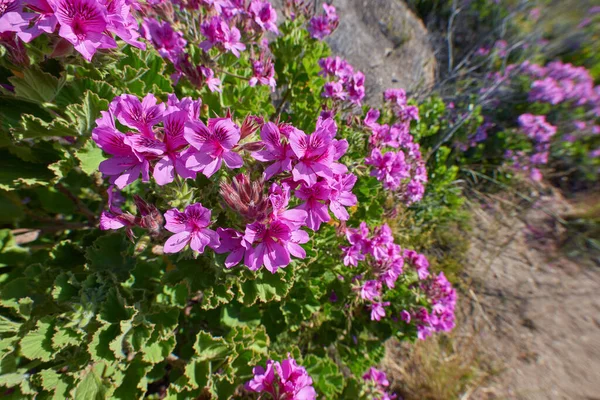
361;280;381;301
153;110;196;185
370;301;390;321
269;183;307;230
252;122;294;180
184;117;243;177
249;53;276;91
327;173;357;220
102;0;145;50
247;356;316;400
93;115;150;189
0;1;33;35
114;93;165;136
365;149;410;191
346;71;365;105
319;56;353;79
307;3;338;40
214;228;251;268
200;66;222;92
15;0;58;43
163;203;220;254
49;0;117;61
244;220;295;273
363;367;390;387
142;18;187;63
295;181;331;231
416;272;457;339
289;118;337;186
246;360;277;394
200;16;245;57
322;81;347;100
249;0;278;34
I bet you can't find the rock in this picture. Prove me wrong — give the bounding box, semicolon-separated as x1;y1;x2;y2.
322;0;436;104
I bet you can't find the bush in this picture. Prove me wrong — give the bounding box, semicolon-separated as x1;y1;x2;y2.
0;1;459;399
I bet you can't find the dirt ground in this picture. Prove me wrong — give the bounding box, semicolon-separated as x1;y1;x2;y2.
464;191;600;399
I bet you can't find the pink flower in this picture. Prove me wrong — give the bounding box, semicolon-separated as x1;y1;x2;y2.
327;173;357;220
249;0;278;34
269;183;307;230
252;122;294;180
361;280;381;301
247;356;316;400
370;301;390;321
0;0;34;35
289;118;337;186
153;110;196;185
363;367;390;387
249;53;276;91
214;228;250;268
114;93;165;136
49;0;117;61
200;16;245;57
246;360;277;394
295;180;331;231
184;117;243;177
93;112;150;189
308;3;338;40
163;203;220;254
322;81;347;100
15;0;58;43
200;66;222;92
244;219;294;273
102;0;145;50
142;17;187;63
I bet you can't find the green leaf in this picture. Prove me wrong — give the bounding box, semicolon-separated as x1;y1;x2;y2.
52;326;82;351
10;114;77;140
100;288;134;323
141;332;175;364
9;67;64;104
0;229;30;267
85;234;135;281
303;354;345;397
73;366;109;400
75;139;105;175
193;331;229;362
65;91;109;136
0;150;56;190
238;267;295;305
113;357;150;400
19;319;54;362
184;360;210;390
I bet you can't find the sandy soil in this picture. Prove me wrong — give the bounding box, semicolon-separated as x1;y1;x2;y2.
464;192;600;399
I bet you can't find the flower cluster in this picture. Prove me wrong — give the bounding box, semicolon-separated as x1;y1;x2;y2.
246;356;316;400
505;113;557;181
343;223;406;321
142;0;280;93
319;56;366;107
413;271;457;340
93;93;357;274
92;93;202;189
456;121;494;151
342;222;456;336
307;3;338;40
527;61;599;108
362;367;397;400
363;90;426;204
0;0;145;61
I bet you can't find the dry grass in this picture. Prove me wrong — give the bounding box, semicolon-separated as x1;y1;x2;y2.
384;328;498;400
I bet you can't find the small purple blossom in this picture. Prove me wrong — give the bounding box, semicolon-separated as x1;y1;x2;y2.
184;117;243;177
246;356;316;400
163;203;220;254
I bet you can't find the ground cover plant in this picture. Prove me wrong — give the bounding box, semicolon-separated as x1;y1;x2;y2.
0;1;460;398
